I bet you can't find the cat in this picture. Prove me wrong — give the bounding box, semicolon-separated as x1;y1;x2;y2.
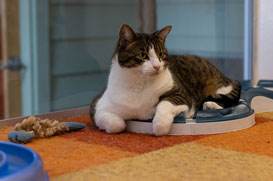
90;24;241;136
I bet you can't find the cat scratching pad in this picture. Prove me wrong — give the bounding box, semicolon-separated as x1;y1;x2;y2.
126;86;273;135
126;102;255;135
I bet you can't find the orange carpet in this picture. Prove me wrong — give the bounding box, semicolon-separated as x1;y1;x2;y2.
1;112;273;180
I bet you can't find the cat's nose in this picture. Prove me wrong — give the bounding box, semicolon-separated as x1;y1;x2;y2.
153;65;161;71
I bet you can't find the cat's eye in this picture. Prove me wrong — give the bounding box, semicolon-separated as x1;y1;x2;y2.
159;52;165;59
139;52;147;59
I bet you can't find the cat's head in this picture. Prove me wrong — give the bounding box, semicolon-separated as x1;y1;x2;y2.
114;24;172;75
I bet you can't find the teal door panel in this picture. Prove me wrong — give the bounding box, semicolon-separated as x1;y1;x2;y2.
20;0;137;115
52;72;108;111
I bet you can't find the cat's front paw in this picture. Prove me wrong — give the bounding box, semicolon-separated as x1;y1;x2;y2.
95;112;126;134
105;118;126;134
152;117;173;136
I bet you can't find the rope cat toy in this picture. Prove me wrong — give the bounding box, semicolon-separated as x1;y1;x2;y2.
8;116;86;143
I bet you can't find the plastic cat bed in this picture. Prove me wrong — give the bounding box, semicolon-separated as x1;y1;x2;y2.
126;85;273;135
0;141;49;181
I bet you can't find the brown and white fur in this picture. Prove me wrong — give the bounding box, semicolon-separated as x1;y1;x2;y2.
90;25;241;136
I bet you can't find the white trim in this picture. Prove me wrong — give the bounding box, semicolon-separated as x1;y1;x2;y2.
126;113;255;135
253;1;273;83
0;106;89;127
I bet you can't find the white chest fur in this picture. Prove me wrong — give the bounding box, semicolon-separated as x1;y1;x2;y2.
96;59;174;120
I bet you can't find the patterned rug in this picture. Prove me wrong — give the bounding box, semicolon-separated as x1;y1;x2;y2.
0;112;273;180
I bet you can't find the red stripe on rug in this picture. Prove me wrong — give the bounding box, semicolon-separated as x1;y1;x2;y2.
59;115;207;154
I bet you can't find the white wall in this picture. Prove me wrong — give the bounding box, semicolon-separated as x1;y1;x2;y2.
254;0;273;84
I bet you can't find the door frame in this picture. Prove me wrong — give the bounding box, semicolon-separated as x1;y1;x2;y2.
1;0;21;118
243;0;254;81
19;0;51;116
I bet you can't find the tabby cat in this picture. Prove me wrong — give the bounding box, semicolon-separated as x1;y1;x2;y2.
90;24;241;136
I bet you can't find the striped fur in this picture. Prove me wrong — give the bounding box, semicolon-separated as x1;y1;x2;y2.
160;55;241;110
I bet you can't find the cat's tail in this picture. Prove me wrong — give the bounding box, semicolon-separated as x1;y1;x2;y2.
89;92;104;121
202;80;241;108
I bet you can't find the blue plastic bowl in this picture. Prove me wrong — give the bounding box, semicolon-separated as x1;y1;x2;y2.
0;141;49;181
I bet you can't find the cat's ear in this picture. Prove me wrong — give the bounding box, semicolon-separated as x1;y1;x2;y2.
154;26;172;41
119;24;137;46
